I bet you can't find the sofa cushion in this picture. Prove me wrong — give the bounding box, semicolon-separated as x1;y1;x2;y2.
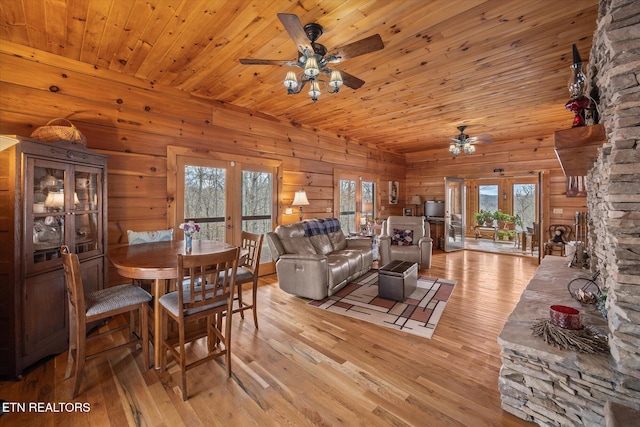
280;236;317;254
392;228;414;246
326;255;350;288
310;234;333;255
332;250;363;276
328;230;347;251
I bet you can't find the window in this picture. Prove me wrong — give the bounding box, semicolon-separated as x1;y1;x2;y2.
339;179;356;234
184;165;226;241
513;183;536;230
168;146;280;275
479;184;499;213
334;170;378;235
362;181;375;222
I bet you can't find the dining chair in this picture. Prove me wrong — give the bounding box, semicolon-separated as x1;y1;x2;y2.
231;231;264;328
60;245;152;398
158;247;240;401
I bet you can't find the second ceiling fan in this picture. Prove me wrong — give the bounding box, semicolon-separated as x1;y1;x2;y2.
239;13;384;101
449;125;493;156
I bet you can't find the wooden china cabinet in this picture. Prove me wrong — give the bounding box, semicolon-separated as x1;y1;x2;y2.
0;136;108;377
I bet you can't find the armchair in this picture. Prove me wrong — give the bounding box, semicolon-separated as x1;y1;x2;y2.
379;216;432;269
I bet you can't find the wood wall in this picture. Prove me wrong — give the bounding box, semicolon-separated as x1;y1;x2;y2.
0;42;407;285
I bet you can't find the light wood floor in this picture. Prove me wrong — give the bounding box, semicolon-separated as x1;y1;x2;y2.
1;250;538;426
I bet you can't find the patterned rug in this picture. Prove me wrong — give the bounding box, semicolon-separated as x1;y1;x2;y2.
308;270;456;339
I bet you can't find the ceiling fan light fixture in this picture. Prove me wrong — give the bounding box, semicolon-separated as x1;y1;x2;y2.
329;70;343;91
284;71;299;91
303;56;320;77
449;143;461;156
308;80;321;101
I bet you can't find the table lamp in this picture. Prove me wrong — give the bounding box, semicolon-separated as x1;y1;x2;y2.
292;190;309;221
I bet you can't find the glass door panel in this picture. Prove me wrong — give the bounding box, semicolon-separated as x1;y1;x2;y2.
339;179;356;235
445;177;465;252
30;161;67;271
184;165;227;242
74;167;102;259
241;170;275;272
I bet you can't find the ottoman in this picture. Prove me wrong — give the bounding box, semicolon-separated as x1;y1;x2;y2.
378;260;418;301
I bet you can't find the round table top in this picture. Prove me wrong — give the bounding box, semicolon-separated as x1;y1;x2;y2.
108;240;238;280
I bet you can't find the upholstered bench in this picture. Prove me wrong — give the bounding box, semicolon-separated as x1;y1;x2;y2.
378;260;418;301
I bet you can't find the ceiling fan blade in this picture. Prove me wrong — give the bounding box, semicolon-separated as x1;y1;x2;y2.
339;70;365;90
239;58;296;66
328;34;384;63
277;13;313;55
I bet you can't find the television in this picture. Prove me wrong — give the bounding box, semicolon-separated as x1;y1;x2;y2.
424;201;444;218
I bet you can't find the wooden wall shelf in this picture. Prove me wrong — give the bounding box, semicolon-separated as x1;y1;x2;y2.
553;124;606;176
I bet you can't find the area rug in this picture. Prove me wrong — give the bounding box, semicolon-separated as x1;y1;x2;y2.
308;270;456;339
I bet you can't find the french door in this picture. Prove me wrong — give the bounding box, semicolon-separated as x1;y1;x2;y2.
444;177;465;252
169;147;279;275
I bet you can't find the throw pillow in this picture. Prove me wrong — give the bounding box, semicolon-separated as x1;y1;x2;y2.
392;228;413;246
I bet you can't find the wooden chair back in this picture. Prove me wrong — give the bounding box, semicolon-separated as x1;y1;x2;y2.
240;231;263;276
176;247;240;316
61;245;88;333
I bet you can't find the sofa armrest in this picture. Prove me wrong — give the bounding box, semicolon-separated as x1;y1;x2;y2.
275;254;329;300
418;237;433;269
378;235;392;267
346;237;372;249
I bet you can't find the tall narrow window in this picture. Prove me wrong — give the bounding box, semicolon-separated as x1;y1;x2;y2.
478;184;499;213
362;181;375;222
513;183;536;230
184;165;226;241
339;179;356;234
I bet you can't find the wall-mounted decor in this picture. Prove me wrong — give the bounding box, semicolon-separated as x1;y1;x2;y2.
566;176;587;197
389;181;398;204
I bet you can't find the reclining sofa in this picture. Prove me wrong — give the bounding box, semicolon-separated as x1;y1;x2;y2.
265;218;373;300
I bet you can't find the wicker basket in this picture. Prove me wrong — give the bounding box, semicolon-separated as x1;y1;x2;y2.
31;118;86;145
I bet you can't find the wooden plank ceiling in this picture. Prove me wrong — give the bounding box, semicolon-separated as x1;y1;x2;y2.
0;0;600;154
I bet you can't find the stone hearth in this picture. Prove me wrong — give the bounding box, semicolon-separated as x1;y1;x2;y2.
498;256;640;425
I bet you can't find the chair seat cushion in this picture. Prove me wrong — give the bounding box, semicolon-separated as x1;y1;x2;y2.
85;285;151;317
159;288;227;317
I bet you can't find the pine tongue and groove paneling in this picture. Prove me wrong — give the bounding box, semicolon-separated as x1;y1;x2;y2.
0;45;407;285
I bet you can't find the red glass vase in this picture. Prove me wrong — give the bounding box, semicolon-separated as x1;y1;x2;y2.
565;95;590;127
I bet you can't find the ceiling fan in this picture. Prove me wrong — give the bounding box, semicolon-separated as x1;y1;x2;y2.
239;13;384;101
449;125;493;156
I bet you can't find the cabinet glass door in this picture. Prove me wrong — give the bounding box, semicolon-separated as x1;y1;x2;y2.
30;160;68;272
28;159;103;273
73;167;102;259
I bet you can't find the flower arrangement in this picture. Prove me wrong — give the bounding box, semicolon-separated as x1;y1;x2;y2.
179;221;200;236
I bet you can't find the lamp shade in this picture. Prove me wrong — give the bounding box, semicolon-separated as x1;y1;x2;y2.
292;190;310;206
409;195;422;205
45;191;65;208
284;71;298;89
303;56;320;77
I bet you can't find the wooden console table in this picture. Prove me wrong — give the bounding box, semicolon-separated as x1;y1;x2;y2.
474;225;497;240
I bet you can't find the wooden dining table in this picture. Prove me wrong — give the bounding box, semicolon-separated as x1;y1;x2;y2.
107;239;241;368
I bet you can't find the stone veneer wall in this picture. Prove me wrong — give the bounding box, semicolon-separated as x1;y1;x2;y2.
587;0;640;390
498;1;640;425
